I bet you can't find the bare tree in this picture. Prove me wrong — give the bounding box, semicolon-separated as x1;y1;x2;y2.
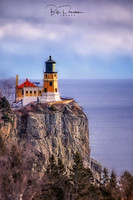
0;138;42;200
0;78;15;104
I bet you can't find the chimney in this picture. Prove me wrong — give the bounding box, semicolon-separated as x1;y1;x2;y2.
16;75;18;87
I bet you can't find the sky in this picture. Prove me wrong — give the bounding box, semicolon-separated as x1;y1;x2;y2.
0;0;133;79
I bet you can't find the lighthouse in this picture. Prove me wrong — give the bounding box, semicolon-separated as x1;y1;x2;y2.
41;56;61;102
14;55;61;107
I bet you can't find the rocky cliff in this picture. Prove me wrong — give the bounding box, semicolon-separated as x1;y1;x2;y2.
0;99;101;179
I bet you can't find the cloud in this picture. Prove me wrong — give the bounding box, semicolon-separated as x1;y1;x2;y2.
0;29;4;38
0;0;133;79
0;0;133;57
0;20;66;43
0;22;43;39
71;28;133;56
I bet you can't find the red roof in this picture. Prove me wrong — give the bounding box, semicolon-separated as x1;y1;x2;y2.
18;79;37;89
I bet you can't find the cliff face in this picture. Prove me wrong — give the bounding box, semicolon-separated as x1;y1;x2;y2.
12;101;90;169
0;100;102;181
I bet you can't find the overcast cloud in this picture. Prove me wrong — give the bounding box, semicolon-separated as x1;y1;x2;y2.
0;0;133;79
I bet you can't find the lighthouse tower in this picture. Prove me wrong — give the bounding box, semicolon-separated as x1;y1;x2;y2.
41;56;61;102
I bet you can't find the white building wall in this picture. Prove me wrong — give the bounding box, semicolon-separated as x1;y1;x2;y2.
22;87;61;106
23;97;38;106
40;92;61;102
23;87;41;106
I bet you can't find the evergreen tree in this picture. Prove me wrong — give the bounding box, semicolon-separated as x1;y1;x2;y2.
103;168;109;184
109;170;117;188
0;134;7;155
120;171;133;200
70;152;94;199
0;97;11;123
46;154;58;180
57;158;71;200
58;157;66;176
108;170;120;200
41;155;69;200
0;97;11;112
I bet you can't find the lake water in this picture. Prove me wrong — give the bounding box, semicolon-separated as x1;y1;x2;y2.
59;79;133;175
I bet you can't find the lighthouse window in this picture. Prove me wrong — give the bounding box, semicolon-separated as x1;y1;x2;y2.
34;91;36;95
44;88;47;92
30;91;32;94
50;81;53;86
39;91;42;94
22;90;24;95
54;74;56;77
55;88;57;92
45;74;47;78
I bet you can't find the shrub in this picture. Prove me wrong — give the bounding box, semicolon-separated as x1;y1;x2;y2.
0;97;11;123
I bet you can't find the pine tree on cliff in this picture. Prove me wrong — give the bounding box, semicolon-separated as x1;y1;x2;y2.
102;167;109;186
0;96;11;122
95;167;111;200
108;170;120;200
109;170;117;188
40;155;69;200
0;134;7;155
46;154;58;179
0;97;10;111
120;171;133;200
70;152;94;199
57;158;71;200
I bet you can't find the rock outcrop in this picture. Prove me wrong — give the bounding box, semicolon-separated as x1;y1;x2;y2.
0;99;102;180
15;101;90;169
